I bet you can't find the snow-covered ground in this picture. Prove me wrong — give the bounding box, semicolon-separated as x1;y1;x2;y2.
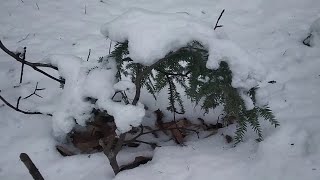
0;0;320;179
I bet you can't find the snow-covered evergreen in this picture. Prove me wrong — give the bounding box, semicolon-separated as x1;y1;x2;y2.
0;0;319;180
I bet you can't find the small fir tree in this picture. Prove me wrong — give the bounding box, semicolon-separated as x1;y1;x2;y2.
107;40;279;144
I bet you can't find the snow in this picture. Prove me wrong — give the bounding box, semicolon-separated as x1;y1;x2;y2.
45;55;145;137
101;8;265;91
309;18;320;46
98;101;145;133
0;0;320;180
15;46;25;55
113;80;136;94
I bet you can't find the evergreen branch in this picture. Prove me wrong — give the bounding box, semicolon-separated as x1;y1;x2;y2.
247;109;263;142
132;50;184;105
234;116;247;144
258;106;279;127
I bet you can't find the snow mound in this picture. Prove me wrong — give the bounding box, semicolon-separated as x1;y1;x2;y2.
101;8;266;91
45;55;145;137
114;80;136;94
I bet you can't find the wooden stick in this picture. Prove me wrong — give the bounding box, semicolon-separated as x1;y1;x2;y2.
19;153;44;180
214;9;225;30
19;47;26;83
86;49;91;61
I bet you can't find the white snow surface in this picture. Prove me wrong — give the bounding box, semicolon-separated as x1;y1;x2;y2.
113;80;136;94
310;18;320;46
101;8;265;91
0;0;320;180
45;55;145;136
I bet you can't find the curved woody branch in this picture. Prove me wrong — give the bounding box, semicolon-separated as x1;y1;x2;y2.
0;40;65;84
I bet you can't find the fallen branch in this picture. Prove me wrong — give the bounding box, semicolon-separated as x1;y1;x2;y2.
19;47;26;83
19;153;44;180
0;93;51;116
129;126;199;143
0;40;64;84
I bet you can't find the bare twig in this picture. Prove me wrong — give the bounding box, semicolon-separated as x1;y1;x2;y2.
128;126;199;143
23;82;45;99
17;34;30;43
86;49;91;61
0;93;51;116
19;153;44;180
176;11;190;15
16;96;22;108
0;40;64;84
133;140;160;148
303;34;312;47
19;47;26;83
214;9;225;30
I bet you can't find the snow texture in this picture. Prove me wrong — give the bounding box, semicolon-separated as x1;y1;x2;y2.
45;55;145;137
101;8;266;92
0;0;320;180
113;80;136;94
309;18;320;46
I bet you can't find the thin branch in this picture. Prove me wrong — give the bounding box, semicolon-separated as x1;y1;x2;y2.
109;41;112;55
17;33;30;43
0;94;51;116
19;47;26;83
214;9;225;30
0;40;64;84
0;41;58;69
303;34;312;47
23;82;45;99
128;127;199;143
86;49;91;61
111;91;122;101
133;140;160;148
16;96;21;108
